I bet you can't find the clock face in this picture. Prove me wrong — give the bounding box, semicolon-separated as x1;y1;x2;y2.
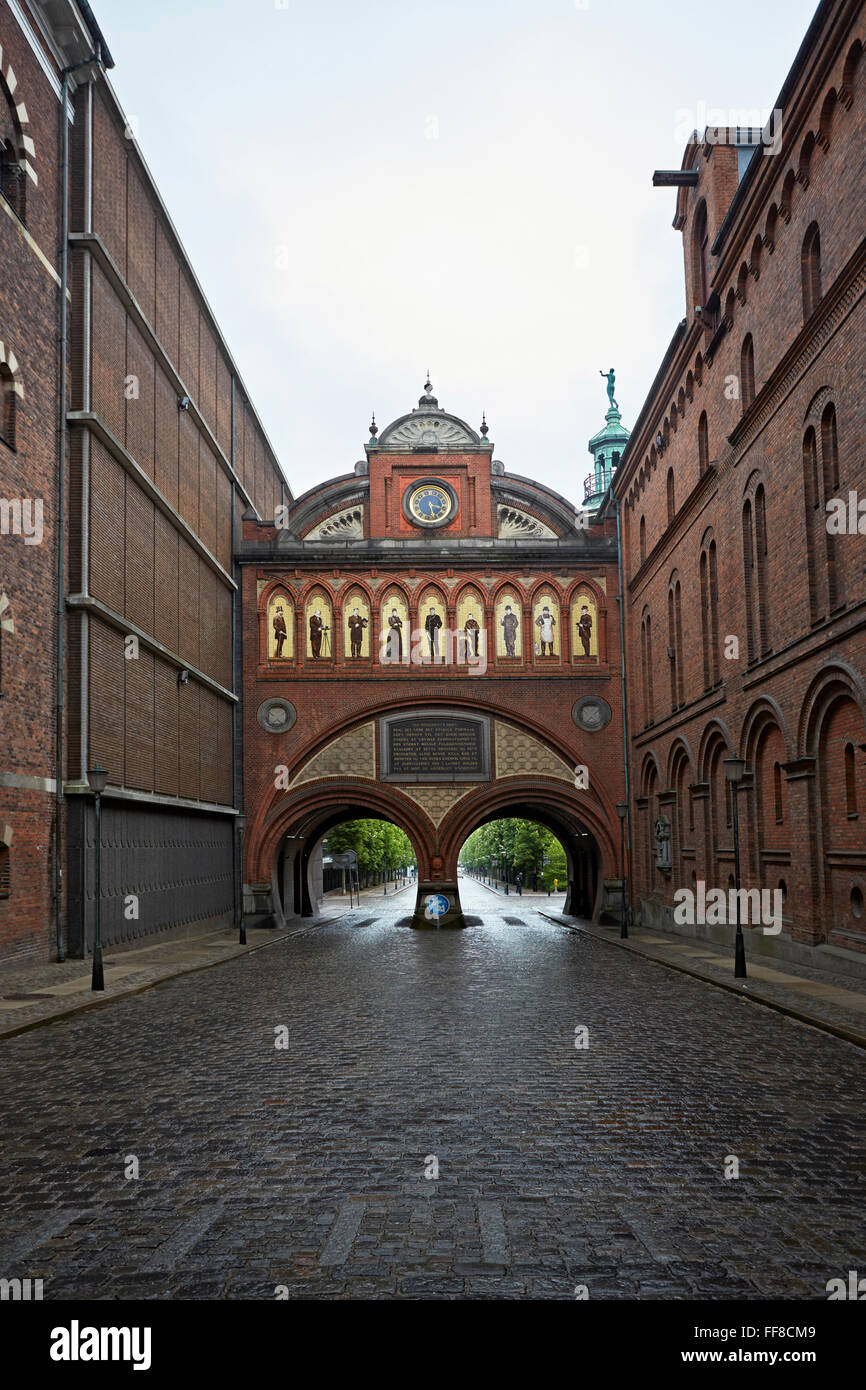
406;482;456;527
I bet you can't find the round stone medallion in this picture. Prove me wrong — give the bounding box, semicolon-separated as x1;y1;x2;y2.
572;696;612;732
257;698;297;733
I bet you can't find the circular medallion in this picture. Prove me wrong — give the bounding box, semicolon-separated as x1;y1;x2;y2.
402;478;458;528
257;698;297;733
572;696;612;732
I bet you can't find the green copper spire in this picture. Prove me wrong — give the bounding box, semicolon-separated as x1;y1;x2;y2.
583;368;630;510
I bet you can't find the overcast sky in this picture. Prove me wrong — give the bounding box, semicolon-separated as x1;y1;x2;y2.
96;0;817;504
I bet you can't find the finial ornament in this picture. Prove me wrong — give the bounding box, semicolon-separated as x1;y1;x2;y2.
480;412;489;437
369;412;377;438
599;367;618;411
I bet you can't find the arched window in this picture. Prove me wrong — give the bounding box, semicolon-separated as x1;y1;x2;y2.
801;222;822;319
754;485;770;657
742;498;756;664
802;427;820;623
700;552;711;690
668;579;683;711
693;200;710;310
0;363;16;451
639;515;646;564
846;742;858;817
741;334;756;410
0;135;25;224
666;468;675;524
773;761;783;823
708;540;719;685
698;412;709;475
641;610;654;727
821;404;844;611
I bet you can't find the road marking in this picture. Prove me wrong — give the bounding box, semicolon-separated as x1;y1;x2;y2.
319;1201;365;1265
478;1200;508;1266
0;1208;84;1266
141;1202;223;1272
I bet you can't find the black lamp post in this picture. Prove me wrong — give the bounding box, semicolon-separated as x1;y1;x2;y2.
616;801;629;939
383;853;389;896
86;764;109;991
236;811;247;945
724;757;747;979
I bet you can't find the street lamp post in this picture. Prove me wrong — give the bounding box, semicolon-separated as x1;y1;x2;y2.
236;811;247;945
383;854;389;896
724;757;747;979
86;764;109;991
616;801;628;939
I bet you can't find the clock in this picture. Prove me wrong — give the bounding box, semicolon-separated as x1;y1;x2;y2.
403;479;458;529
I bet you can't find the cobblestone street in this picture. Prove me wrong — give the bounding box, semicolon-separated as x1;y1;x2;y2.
2;879;864;1301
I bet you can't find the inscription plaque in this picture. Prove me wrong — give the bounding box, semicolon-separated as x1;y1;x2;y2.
380;710;491;782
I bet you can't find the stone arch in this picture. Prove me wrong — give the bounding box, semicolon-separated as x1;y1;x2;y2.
817;87;837;149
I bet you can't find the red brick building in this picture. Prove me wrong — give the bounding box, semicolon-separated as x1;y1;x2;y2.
238;381;625;927
607;0;866;963
0;0;288;963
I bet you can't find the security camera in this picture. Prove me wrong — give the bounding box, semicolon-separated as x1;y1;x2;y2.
178;395;190;411
178;668;190;685
695;305;703;317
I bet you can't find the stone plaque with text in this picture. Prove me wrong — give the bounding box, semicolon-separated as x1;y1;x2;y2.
380;710;491;782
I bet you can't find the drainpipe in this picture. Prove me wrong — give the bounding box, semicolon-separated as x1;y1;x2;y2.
614;494;631;860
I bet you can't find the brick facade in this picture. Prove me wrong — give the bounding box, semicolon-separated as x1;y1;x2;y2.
610;0;866;961
0;0;287;963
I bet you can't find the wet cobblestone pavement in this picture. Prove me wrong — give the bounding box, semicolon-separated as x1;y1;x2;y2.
1;880;864;1300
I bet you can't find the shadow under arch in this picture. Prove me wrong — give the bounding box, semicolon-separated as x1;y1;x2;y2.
441;780;614;921
251;782;427;925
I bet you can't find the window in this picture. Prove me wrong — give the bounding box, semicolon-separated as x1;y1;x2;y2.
743;498;756;664
741;334;756;410
641;611;654;727
754;485;770;657
0;135;25;223
693;200;710;310
639;515;646;564
0;843;9;898
821;404;844;611
801;222;822;319
773;761;783;823
668;579;684;710
803;427;820;622
666;468;675;525
846;743;858;818
0;363;16;451
700;552;711;690
698;412;709;475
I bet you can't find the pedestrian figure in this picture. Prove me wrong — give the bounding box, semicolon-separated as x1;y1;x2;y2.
515;871;523;896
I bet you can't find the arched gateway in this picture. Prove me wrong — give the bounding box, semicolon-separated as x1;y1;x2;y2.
238;380;625;928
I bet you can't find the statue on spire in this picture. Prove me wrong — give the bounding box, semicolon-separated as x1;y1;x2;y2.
599;367;618;411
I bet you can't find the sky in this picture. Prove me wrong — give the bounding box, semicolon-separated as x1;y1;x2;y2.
95;0;818;504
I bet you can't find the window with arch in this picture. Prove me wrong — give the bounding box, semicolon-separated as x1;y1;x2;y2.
666;468;675;525
801;222;822;319
846;742;858;818
742;484;770;663
802;426;821;623
640;609;654;727
698;411;709;475
773;760;783;823
693;200;710;310
668;578;684;710
639;514;646;564
741;334;756;410
0;134;25;224
0;362;16;451
821;403;844;611
699;538;720;690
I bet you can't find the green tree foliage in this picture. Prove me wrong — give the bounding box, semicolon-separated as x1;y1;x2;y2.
326;819;416;883
459;819;567;888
